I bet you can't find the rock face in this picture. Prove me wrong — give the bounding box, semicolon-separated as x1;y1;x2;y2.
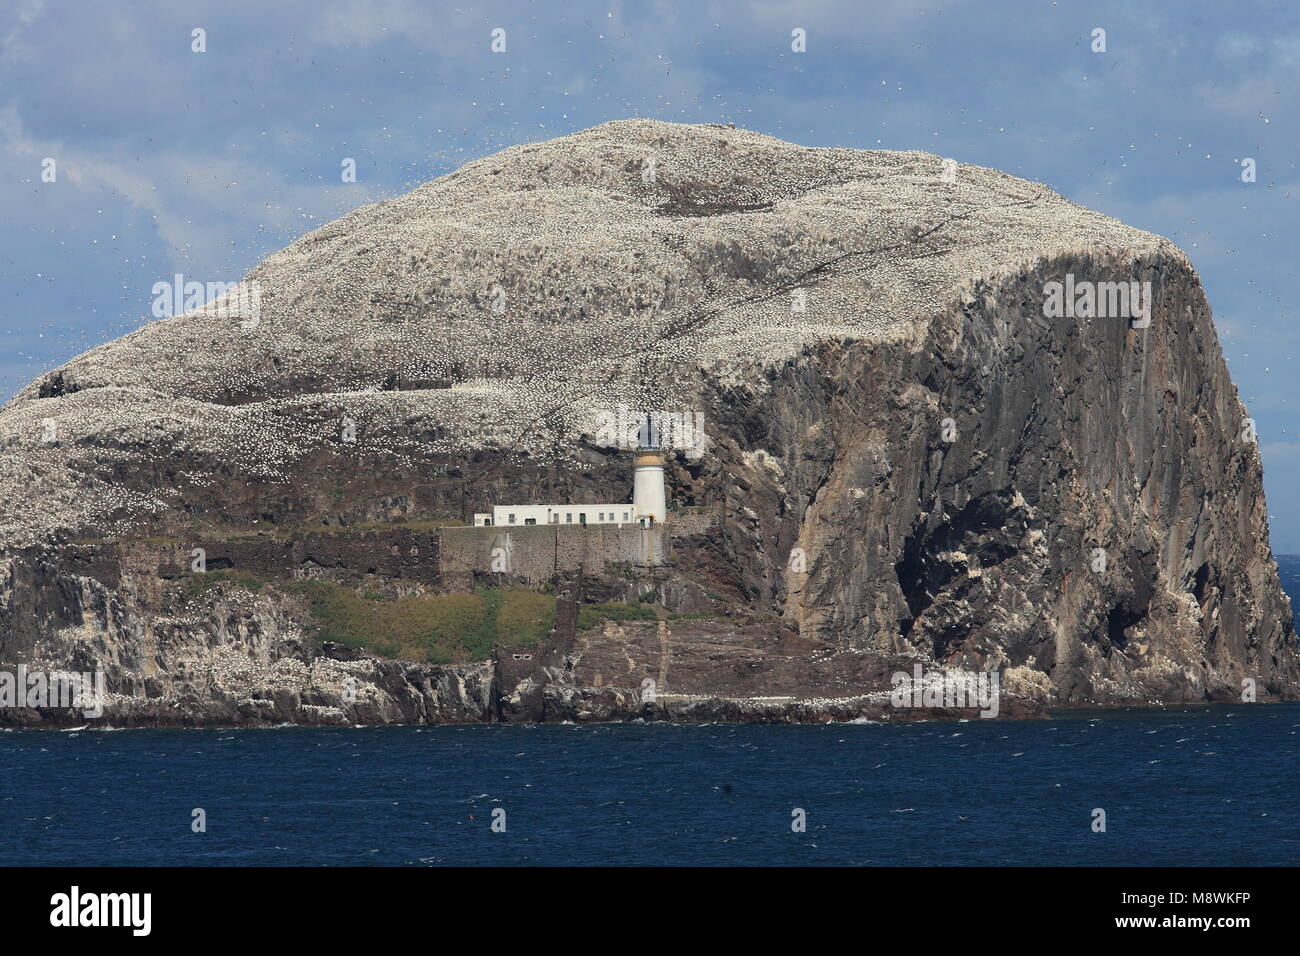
0;119;1295;726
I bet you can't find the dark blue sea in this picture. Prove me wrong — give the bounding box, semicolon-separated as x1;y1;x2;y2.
4;557;1300;867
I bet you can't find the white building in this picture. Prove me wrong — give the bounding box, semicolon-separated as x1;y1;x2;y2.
474;450;667;529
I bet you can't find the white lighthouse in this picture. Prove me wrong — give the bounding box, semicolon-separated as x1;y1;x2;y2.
631;412;668;527
633;449;667;526
472;412;671;529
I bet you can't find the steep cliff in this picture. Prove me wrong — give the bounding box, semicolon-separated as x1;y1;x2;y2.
1;119;1294;726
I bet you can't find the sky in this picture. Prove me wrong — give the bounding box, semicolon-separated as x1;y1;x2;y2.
2;0;1299;547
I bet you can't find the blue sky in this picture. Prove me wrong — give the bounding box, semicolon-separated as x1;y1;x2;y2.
3;0;1300;547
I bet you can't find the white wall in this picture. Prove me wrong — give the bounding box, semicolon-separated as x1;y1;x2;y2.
485;503;635;526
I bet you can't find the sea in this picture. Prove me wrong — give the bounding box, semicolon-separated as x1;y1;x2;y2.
4;558;1300;867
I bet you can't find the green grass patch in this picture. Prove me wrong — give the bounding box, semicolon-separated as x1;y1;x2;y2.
278;580;550;664
577;601;659;631
495;588;555;648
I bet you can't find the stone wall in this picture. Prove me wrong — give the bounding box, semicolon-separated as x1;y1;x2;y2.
438;523;668;589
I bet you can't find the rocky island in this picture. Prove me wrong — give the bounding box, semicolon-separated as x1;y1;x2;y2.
1;119;1295;726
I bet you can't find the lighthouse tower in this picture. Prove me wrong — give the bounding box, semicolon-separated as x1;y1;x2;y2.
632;415;667;526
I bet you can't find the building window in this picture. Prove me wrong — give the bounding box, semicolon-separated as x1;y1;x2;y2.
579;513;587;525
566;513;572;523
508;514;516;524
525;518;536;525
622;512;629;521
550;514;558;523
